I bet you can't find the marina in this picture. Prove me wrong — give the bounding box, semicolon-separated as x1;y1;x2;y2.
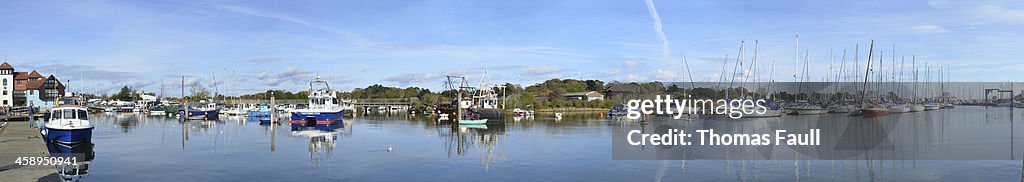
1;106;1024;180
4;0;1024;181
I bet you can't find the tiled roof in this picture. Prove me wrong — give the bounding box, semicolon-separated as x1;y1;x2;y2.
28;70;43;78
0;62;13;70
25;79;43;89
13;72;28;79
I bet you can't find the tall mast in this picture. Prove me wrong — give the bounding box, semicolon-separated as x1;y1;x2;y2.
717;54;729;92
728;41;744;100
793;35;800;82
899;56;905;103
680;49;695;90
877;50;883;103
891;44;896;101
836;49;847;102
854;44;860;83
861;40;874;107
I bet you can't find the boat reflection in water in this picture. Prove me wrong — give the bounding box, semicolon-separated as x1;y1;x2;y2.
290;120;352;165
43;139;96;182
438;123;507;171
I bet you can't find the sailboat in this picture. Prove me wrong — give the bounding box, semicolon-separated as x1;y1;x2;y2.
888;50;910;113
829;49;856;113
859;40;890;117
909;55;926;112
941;66;955;109
788;49;827;115
923;63;941;110
734;41;781;117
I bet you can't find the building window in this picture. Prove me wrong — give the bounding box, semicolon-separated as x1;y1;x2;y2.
16;80;21;86
2;100;6;105
3;90;6;95
2;78;6;85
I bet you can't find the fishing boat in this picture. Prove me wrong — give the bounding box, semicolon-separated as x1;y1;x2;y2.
290;76;344;131
223;104;249;116
110;101;134;112
438;76;488;125
41;106;94;148
246;104;272;118
340;98;355;117
179;100;219;120
148;105;168;116
457;99;488;125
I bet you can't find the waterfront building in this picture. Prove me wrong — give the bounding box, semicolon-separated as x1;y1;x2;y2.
0;61;14;107
0;60;66;108
563;91;605;101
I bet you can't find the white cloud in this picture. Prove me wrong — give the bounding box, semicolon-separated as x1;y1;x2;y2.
604;70;623;76
217;5;367;44
653;69;680;81
644;0;671;64
911;25;949;33
256;67;314;87
975;5;1024;23
623;59;641;67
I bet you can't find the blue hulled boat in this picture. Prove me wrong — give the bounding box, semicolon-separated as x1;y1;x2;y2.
290;77;344;132
607;104;628;116
247;104;272;118
178;100;219;120
41;106;94;149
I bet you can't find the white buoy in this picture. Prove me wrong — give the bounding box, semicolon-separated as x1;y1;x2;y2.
554;112;563;120
387;146;392;152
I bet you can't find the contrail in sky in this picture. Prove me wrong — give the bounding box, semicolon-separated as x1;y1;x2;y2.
644;0;671;64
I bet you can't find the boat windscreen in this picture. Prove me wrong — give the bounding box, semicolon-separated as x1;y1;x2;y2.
63;109;75;119
78;110;89;120
51;110;62;120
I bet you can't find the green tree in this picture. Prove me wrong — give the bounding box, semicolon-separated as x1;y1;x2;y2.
110;86;133;101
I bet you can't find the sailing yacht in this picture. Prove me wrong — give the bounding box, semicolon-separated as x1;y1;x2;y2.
889;55;910;113
788;49;826;115
858;41;889;117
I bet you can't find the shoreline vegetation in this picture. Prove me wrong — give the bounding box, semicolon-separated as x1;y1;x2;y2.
98;77;972;111
102;78;650;111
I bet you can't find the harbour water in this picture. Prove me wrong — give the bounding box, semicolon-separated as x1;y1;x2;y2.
54;106;1024;181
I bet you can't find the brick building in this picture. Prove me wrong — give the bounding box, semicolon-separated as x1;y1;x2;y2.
0;61;65;108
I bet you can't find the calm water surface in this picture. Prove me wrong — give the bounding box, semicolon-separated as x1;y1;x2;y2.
68;106;1024;181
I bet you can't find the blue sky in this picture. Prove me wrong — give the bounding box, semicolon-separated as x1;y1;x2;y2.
0;0;1021;95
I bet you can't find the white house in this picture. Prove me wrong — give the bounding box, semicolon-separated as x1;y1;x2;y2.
0;61;14;107
563;91;605;101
